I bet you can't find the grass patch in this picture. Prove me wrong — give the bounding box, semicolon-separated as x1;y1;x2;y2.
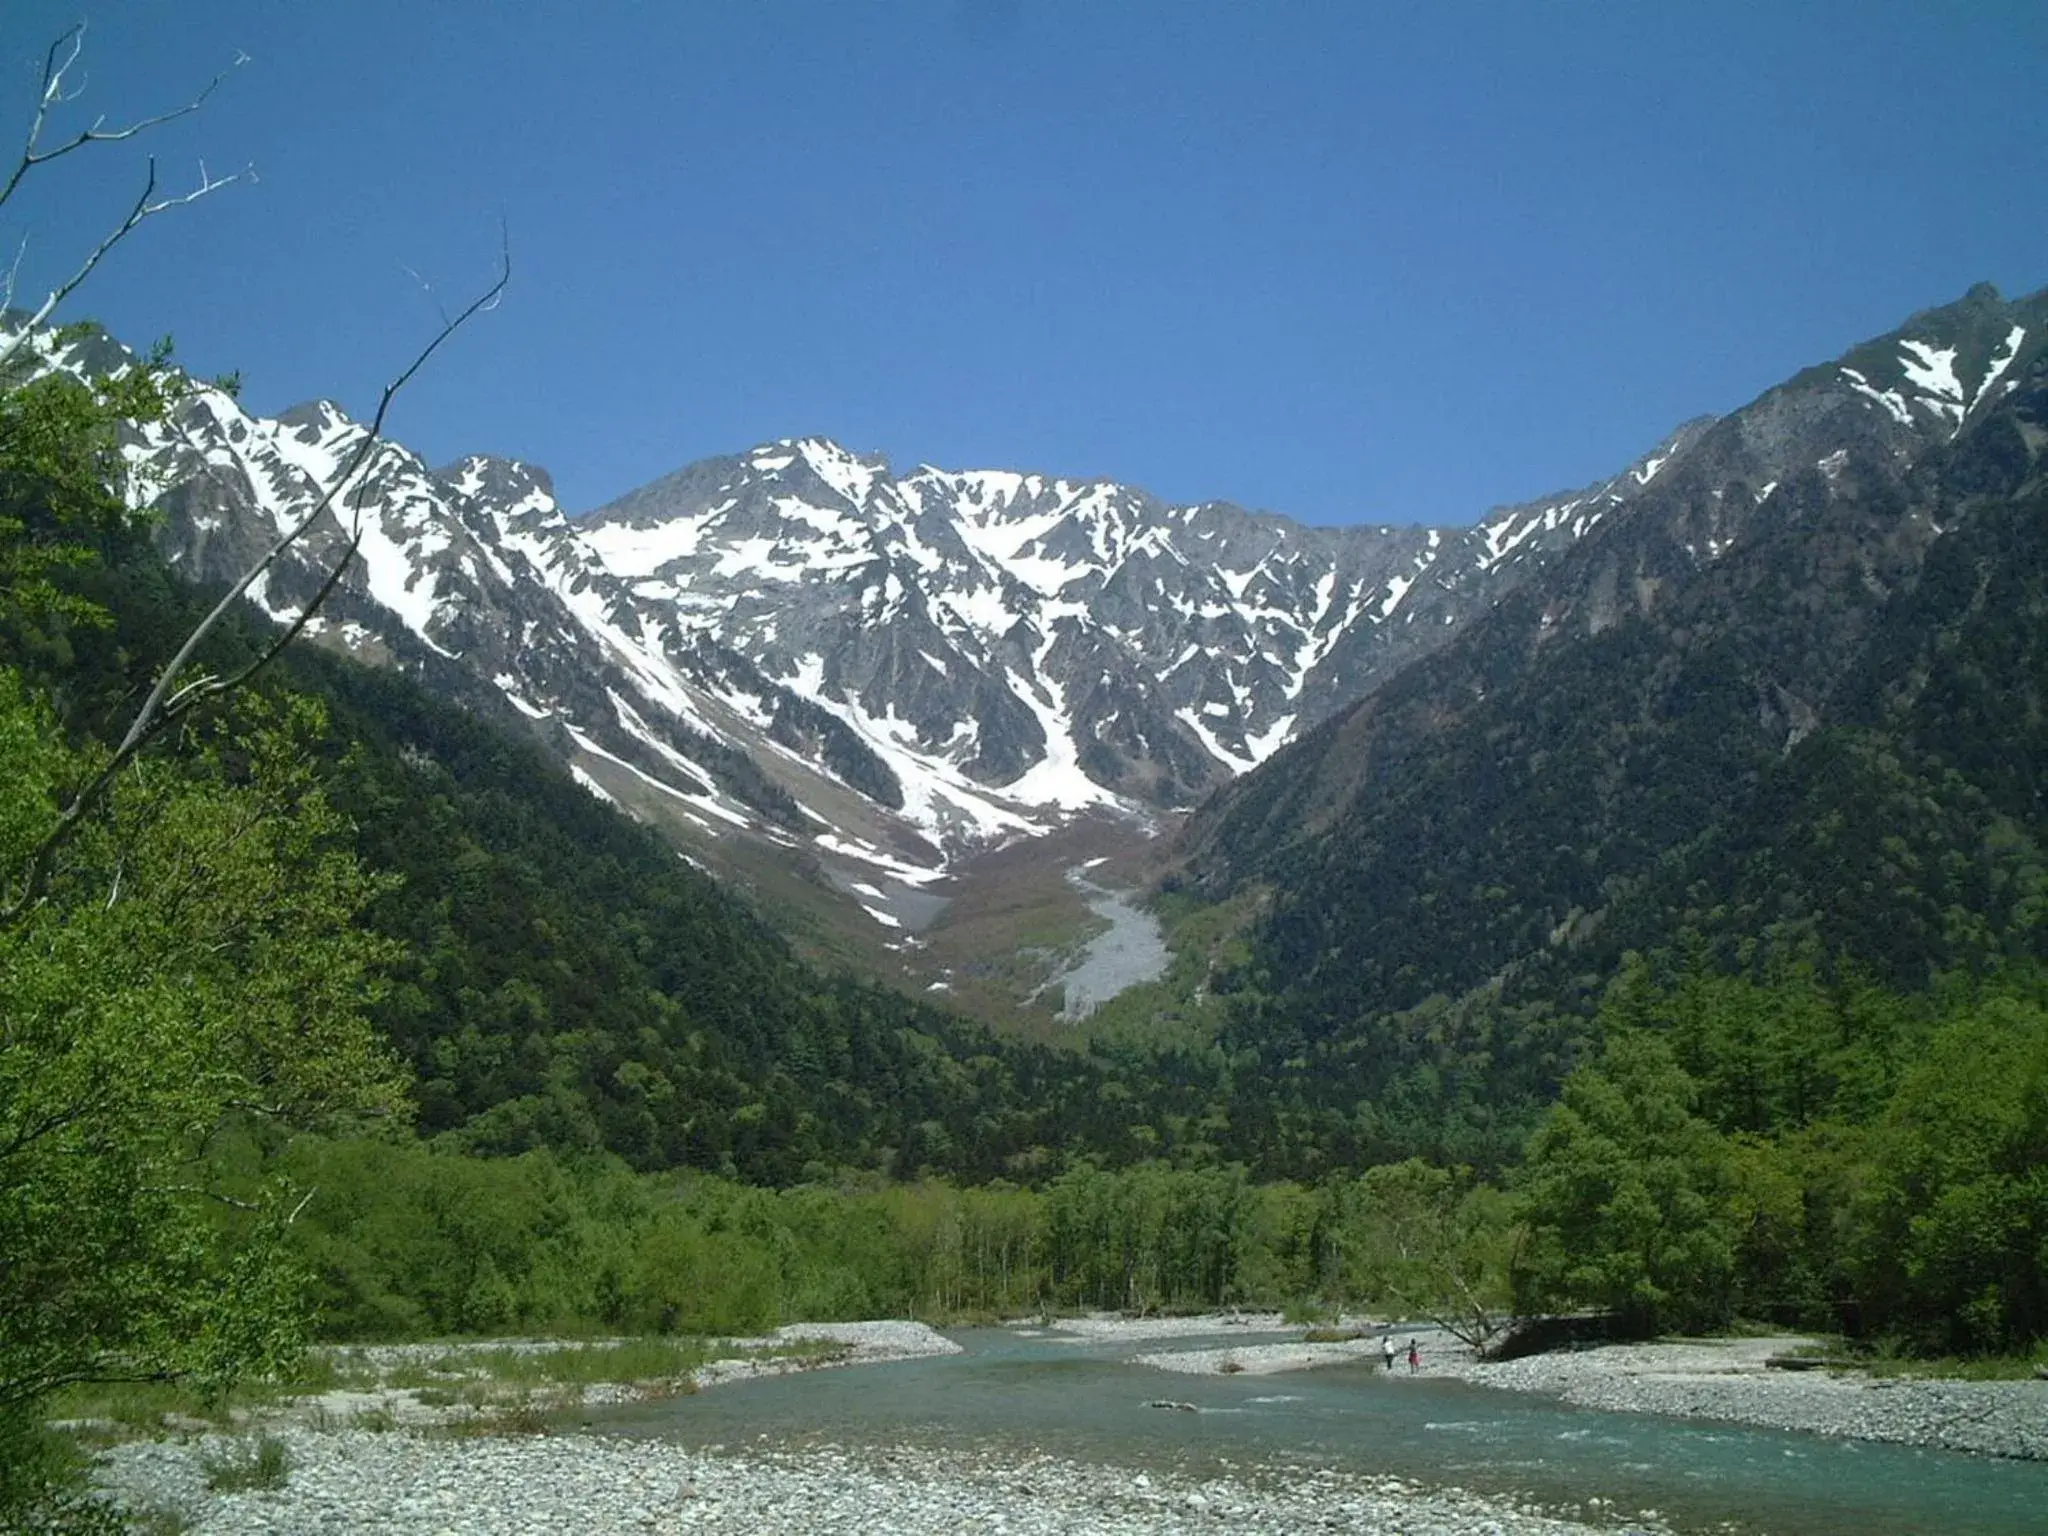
1775;1335;2048;1380
1301;1327;1364;1344
51;1334;852;1455
48;1352;372;1440
308;1349;391;1391
47;1380;199;1434
200;1435;290;1493
455;1337;715;1387
307;1334;842;1400
1861;1352;2048;1381
377;1360;460;1392
1719;1318;1804;1339
433;1402;556;1439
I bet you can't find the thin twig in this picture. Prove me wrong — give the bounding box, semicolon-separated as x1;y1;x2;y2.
0;23;242;213
0;232;26;313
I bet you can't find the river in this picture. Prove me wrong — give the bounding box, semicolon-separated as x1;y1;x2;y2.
595;1325;2048;1535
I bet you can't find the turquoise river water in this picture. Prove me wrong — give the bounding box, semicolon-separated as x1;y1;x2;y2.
595;1327;2047;1534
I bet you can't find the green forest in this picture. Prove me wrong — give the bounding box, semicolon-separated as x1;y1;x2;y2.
5;335;2047;1524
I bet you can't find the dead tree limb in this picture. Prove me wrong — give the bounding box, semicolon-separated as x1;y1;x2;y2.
0;155;244;370
0;23;240;212
0;23;247;371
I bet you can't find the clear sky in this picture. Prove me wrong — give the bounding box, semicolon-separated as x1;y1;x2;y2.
7;2;2044;525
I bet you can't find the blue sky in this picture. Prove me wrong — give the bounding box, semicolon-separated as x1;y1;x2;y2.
7;2;2044;525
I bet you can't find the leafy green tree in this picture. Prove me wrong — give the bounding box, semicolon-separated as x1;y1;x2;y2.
1514;1029;1736;1333
2;283;411;1459
0;351;180;634
1341;1159;1518;1349
1;678;406;1417
1855;993;2048;1352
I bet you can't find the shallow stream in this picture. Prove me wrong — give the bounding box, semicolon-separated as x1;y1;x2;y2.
596;1326;2048;1535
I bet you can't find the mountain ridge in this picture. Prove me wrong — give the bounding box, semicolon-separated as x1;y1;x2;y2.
1179;281;2048;888
1161;283;2048;1164
9;282;2035;966
45;348;1697;931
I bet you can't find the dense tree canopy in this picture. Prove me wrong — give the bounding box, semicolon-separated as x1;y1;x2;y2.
1858;994;2048;1353
0;678;405;1413
1514;1024;1737;1333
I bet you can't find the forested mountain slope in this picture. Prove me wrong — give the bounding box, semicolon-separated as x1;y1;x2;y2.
1169;284;2048;1165
9;547;1171;1186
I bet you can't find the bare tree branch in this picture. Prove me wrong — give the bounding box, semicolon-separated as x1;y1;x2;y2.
0;23;241;214
0;154;245;375
117;239;509;755
0;25;248;374
396;259;453;326
0;232;26;313
0;243;510;926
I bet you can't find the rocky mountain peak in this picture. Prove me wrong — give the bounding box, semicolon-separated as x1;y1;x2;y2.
27;283;2038;935
440;454;557;508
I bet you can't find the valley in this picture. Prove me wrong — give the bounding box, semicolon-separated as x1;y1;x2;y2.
48;282;2033;1034
10;281;2048;1534
87;329;1699;1017
3;10;2046;1525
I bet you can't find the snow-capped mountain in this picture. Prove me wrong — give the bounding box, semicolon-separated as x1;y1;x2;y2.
14;282;2035;925
568;431;1695;828
110;384;1675;905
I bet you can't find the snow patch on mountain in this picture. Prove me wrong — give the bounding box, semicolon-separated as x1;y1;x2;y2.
1972;326;2027;412
1897;340;1964;415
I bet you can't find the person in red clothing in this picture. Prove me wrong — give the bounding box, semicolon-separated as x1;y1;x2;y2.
1406;1339;1420;1374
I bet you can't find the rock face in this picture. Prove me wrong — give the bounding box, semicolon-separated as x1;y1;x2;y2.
16;282;2038;918
1175;283;2048;1024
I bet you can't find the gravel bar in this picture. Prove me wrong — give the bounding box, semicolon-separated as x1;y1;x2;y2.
1119;1323;2048;1461
98;1430;1657;1535
1133;1338;1383;1375
1048;1311;1295;1340
1435;1335;2048;1461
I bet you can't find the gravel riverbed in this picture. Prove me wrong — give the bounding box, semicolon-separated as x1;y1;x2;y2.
1439;1334;2048;1461
1123;1323;2048;1461
97;1430;1650;1536
87;1319;2048;1532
